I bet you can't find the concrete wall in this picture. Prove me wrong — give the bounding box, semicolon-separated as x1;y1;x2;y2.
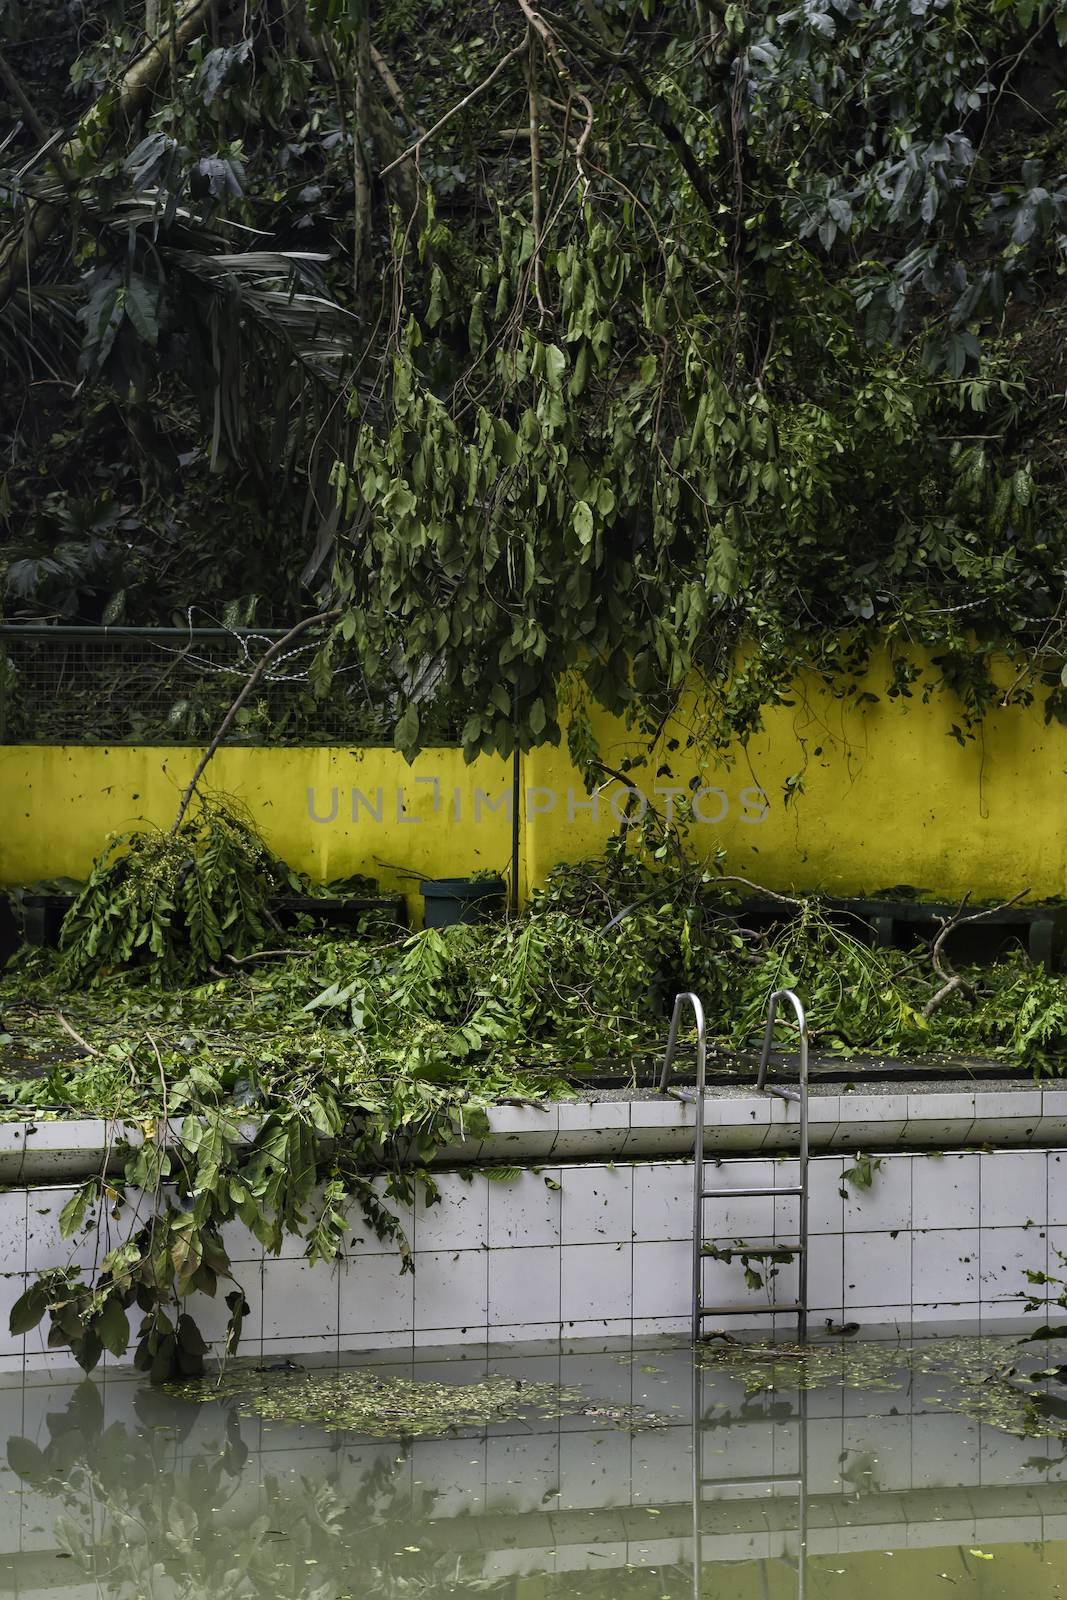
3;653;1065;907
524;654;1067;901
0;745;517;916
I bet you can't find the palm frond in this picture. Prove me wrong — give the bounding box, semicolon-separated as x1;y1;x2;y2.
0;171;365;564
0;283;81;382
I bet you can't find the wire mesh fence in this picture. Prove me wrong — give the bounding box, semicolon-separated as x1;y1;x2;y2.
0;626;457;746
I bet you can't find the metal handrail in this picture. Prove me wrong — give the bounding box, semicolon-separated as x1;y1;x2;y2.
757;986;808;1096
757;988;809;1341
660;987;810;1343
659;993;707;1344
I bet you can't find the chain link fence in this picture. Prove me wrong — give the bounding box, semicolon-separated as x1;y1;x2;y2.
0;626;457;746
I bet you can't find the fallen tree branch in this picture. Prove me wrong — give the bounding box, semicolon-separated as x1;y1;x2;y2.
711;875;805;907
222;949;311;965
526;34;548;324
352;15;372;289
55;1012;101;1058
515;0;594;191
170;610;340;835
601;872;802;932
921;890;1028;1019
0;48;74;189
380;39;528;177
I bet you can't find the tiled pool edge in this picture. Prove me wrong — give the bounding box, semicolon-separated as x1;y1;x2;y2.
2;1142;1066;1373
0;1080;1059;1182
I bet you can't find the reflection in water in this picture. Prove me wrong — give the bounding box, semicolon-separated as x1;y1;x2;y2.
0;1340;1065;1598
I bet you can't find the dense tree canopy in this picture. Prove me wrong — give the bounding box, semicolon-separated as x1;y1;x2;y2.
1;0;1066;761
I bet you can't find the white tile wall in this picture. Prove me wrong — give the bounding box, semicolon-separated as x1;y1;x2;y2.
489;1245;561;1324
415;1174;487;1251
2;1141;1067;1366
912;1228;980;1304
262;1257;339;1343
561;1164;632;1244
488;1168;561;1245
561;1243;632;1323
414;1249;489;1331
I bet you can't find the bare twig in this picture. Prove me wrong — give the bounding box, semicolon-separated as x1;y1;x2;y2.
55;1012;101;1058
222;949;311;965
370;44;424;133
544;7;719;218
514;0;593;193
711;876;805;908
170;610;339;834
379;40;528;177
921;890;1028;1019
146;1032;169;1144
525;34;548;325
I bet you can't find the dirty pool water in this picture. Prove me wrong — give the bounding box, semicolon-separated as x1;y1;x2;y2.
1;1337;1066;1598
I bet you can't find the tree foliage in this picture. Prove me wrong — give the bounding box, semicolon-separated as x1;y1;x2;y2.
2;0;1067;757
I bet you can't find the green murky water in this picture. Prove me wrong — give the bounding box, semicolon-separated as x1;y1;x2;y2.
1;1338;1066;1598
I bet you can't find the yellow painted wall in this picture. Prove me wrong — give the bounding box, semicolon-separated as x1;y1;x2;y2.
526;661;1067;901
1;655;1064;905
0;745;516;919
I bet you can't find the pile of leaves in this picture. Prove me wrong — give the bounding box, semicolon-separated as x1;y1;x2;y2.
168;1364;665;1437
58;798;295;984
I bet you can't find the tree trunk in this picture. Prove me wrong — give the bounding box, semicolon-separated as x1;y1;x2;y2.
0;0;214;313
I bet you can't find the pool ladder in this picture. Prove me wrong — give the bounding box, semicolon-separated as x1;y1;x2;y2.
659;988;810;1343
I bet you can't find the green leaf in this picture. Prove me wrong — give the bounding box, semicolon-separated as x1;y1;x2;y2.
224;1289;250;1356
124;275;159;347
394;703;421;762
572;501;594;546
544;344;566;391
9;1284;48;1336
58;1185;92;1240
6;1437;49;1483
426;264;447;328
96;1296;130;1359
177;1312;209;1357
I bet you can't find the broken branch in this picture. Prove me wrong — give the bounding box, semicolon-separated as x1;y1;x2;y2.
170;610;340;835
921;890;1028;1019
380;39;528;177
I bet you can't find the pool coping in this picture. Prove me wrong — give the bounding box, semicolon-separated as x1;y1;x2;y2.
0;1079;1058;1181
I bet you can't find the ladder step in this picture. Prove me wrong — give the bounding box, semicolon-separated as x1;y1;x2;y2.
701;1475;802;1490
701;1241;804;1254
701;1184;803;1198
669;1086;801;1104
700;1301;804;1316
